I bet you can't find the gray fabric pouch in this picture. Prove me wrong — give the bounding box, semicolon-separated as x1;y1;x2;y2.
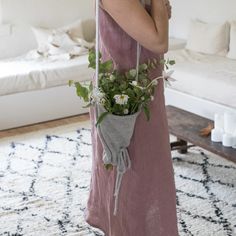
96;104;141;215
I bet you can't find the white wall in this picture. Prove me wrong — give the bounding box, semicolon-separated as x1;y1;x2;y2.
0;0;2;24
169;0;236;39
1;0;94;27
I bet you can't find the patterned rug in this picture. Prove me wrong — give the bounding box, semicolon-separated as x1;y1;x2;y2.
0;121;235;236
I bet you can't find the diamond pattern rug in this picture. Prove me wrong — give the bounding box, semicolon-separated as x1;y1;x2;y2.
0;121;235;236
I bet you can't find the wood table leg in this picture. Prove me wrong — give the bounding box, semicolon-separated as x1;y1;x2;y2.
170;138;190;154
177;138;188;154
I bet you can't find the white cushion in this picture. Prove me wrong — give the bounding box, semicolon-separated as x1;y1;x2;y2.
186;19;230;56
31;20;95;58
31;19;85;56
0;54;93;96
165;49;236;109
227;22;236;60
31;27;52;54
60;19;84;42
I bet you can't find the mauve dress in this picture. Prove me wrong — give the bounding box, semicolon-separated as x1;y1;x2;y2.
84;4;179;236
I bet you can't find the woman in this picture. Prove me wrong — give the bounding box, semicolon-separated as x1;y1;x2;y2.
85;0;179;235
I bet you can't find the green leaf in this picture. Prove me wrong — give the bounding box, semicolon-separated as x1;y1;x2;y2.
169;60;176;65
75;82;89;102
89;81;93;92
102;60;113;71
129;69;137;77
96;111;109;127
82;103;92;108
104;164;113;171
143;105;150;121
139;64;148;71
160;59;166;65
151;63;156;69
68;80;74;87
88;49;96;69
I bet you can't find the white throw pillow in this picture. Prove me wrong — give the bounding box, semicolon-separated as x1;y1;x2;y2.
227;22;236;60
31;19;85;55
186;19;230;56
60;19;85;42
31;27;52;54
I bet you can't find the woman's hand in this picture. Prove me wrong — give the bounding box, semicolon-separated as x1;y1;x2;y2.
164;0;172;19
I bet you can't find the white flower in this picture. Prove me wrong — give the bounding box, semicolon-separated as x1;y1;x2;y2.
109;74;115;81
141;96;145;101
114;94;129;105
130;81;145;90
124;109;129;115
162;70;176;87
131;81;138;86
91;87;105;103
151;96;154;101
100;98;106;105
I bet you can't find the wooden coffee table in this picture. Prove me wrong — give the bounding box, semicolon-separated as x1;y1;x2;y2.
166;105;236;164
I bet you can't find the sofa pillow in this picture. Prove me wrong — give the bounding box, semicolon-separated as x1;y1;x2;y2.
60;19;85;42
227;22;236;60
31;19;85;54
31;27;52;55
186;19;230;56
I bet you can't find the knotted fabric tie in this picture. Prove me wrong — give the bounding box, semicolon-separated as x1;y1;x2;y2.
113;148;131;215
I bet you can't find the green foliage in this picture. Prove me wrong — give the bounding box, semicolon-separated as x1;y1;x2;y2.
69;48;175;125
95;111;109;127
104;164;113;170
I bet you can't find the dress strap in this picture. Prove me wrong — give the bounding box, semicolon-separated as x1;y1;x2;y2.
135;0;145;81
96;0;145;84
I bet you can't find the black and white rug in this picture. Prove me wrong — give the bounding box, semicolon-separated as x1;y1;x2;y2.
0;121;235;236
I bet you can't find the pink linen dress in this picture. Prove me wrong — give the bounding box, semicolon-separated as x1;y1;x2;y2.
85;3;179;236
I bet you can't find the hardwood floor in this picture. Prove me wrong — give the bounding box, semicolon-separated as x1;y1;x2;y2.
0;113;90;139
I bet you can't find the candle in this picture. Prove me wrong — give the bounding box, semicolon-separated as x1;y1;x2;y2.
214;113;224;130
232;130;236;149
211;128;223;142
222;133;234;147
224;112;236;135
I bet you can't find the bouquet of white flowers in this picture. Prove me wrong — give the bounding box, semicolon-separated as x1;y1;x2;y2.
69;49;175;126
69;48;175;215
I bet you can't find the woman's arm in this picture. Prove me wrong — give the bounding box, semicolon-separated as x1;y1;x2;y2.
101;0;169;54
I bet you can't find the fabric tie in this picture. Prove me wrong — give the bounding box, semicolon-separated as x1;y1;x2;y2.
113;148;131;215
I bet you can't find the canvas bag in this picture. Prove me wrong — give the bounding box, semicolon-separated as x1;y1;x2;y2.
95;0;145;216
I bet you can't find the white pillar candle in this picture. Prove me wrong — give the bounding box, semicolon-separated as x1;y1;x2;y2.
211;128;223;142
232;130;236;149
224;112;236;135
232;137;236;149
222;133;234;147
214;113;224;130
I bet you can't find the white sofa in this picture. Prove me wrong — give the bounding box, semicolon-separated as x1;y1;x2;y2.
165;46;236;119
0;0;95;131
165;0;236;120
